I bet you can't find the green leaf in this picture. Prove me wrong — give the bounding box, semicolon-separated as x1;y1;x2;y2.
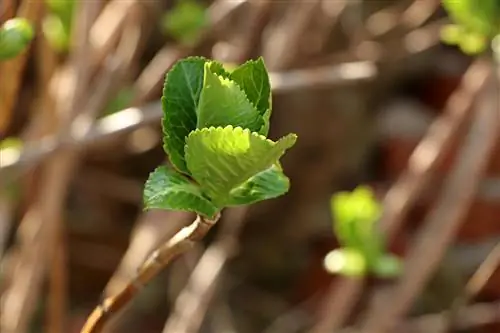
372;254;402;278
330;186;383;264
440;24;465;46
230;57;271;115
459;31;488;55
227;164;290;206
185;126;297;206
258;109;271;136
162;56;208;174
324;248;367;277
144;165;219;218
0;18;34;60
442;0;500;37
161;0;207;46
196;63;263;132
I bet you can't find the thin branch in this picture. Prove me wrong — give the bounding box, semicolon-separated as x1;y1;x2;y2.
80;213;221;333
0;60;376;179
359;60;499;333
162;207;247;333
444;242;500;332
307;58;492;333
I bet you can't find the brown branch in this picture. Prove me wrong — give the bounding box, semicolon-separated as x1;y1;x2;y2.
443;241;500;332
306;58;492;333
0;60;376;178
359;60;499;333
80;213;221;333
162;207;247;333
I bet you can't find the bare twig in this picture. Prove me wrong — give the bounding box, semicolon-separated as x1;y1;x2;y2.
0;0;42;135
359;61;499;333
1;59;376;179
307;58;491;333
162;207;247;333
80;213;221;333
444;243;500;332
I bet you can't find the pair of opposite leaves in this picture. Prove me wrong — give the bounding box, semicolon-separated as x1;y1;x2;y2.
144;57;297;219
441;0;500;54
325;187;401;278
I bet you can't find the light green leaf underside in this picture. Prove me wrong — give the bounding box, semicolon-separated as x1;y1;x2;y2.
227;164;290;206
143;165;219;218
196;63;262;132
229;57;271;115
185;126;297;206
162;56;207;174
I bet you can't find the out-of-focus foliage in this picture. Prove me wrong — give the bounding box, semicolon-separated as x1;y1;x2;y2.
42;0;75;52
0;18;34;60
161;0;207;46
324;186;401;277
441;0;500;54
102;87;135;117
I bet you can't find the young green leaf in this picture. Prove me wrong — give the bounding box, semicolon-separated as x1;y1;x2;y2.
324;248;367;277
229;57;271;115
161;0;207;46
258;109;271;136
185;126;297;206
196;63;263;132
0;18;34;60
442;0;499;37
372;254;402;278
162;57;207;174
144;165;219;218
227;164;290;206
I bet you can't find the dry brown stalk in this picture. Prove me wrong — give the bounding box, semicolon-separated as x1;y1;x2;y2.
359;60;499;333
307;58;492;333
0;0;42;135
79;213;221;333
161;207;247;333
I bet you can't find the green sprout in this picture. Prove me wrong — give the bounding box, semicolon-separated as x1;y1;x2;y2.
42;0;75;52
161;0;207;46
0;18;34;60
441;0;500;55
143;57;297;219
324;186;401;278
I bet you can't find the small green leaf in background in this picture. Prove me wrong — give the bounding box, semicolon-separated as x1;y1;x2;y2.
440;0;500;55
328;186;401;278
43;0;75;52
0;18;34;60
146;56;297;217
144;166;219;218
102;87;135;117
324;248;367;277
161;0;207;46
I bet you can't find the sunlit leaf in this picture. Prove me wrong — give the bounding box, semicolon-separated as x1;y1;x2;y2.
185;126;296;206
227;164;290;206
144;165;219;218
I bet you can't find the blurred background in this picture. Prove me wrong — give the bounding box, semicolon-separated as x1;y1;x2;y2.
1;0;500;332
